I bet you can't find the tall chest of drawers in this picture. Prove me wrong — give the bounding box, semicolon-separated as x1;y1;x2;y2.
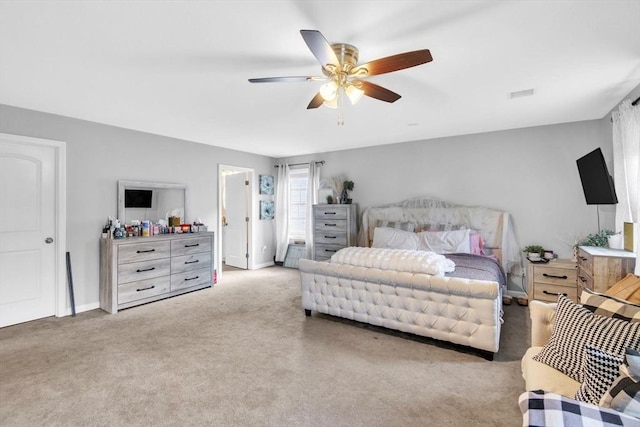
100;232;214;313
312;204;357;261
577;246;636;296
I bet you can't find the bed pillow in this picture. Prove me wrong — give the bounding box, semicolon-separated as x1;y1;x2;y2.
533;295;640;383
606;273;640;304
574;345;625;405
600;348;640;418
469;232;485;256
416;229;471;254
580;288;640;322
372;227;419;250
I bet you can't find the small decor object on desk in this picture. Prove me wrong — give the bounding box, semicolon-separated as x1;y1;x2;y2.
340;180;354;204
260;200;274;219
259;174;274;195
326;194;333;204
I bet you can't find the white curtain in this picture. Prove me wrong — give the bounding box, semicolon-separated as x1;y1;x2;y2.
304;162;320;259
275;164;290;263
612;99;640;274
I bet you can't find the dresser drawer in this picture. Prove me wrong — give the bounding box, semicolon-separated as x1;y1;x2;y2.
533;282;578;303
171;252;212;275
314;206;348;220
117;258;170;284
171;236;212;257
577;248;593;273
118;276;170;304
314;231;348;245
171;267;211;291
315;220;347;233
117;241;170;264
534;266;577;286
578;266;594;292
314;243;344;260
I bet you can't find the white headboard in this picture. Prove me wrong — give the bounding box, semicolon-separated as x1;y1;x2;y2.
358;197;521;273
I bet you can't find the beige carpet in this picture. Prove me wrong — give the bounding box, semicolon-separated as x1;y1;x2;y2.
0;266;529;426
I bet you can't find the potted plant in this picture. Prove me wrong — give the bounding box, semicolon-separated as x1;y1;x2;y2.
523;245;544;259
340;180;354;204
580;229;617;247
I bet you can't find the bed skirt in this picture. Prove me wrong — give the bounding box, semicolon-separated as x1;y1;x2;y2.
298;258;502;354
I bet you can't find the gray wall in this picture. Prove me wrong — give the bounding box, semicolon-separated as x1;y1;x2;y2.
282;118;618;294
0;104;276;311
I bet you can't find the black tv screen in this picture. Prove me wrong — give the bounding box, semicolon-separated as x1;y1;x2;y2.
124;189;153;208
576;148;618;205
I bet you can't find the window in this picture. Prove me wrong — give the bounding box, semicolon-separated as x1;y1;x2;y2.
288;168;308;241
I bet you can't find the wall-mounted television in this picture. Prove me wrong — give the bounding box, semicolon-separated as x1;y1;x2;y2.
124;189;153;208
576;148;618;205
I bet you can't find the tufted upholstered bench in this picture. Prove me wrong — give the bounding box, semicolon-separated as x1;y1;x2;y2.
298;258;502;358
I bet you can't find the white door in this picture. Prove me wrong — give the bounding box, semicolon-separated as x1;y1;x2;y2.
0;137;57;327
225;172;248;269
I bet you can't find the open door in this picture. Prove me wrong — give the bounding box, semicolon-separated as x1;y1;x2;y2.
224;172;249;269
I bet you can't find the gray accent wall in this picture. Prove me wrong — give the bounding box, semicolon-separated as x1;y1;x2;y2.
0;104;276;311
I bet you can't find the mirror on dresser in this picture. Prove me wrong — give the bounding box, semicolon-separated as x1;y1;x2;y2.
118;180;187;225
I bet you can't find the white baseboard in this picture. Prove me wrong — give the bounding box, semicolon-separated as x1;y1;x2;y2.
251;261;275;270
58;302;100;317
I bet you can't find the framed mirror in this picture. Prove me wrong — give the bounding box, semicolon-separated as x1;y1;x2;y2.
118;180;187;225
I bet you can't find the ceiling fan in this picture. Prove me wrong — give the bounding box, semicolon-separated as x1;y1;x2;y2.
249;30;433;125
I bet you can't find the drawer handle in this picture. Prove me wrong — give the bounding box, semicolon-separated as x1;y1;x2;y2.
579;276;587;283
543;290;567;297
324;212;337;215
185;275;200;281
579;256;587;261
185;260;199;264
324;223;337;227
543;273;568;280
185;243;200;248
136;267;156;273
136;249;156;253
136;285;155;292
324;249;337;253
324;236;337;239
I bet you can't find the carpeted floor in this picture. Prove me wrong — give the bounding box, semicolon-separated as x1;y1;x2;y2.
0;266;529;426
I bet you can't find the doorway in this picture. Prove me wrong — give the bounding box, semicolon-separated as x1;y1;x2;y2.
0;133;66;327
218;165;254;276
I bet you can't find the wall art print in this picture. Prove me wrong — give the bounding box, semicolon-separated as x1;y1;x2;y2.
260;200;274;219
259;174;274;195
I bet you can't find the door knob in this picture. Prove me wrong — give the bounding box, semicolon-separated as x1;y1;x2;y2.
45;237;54;244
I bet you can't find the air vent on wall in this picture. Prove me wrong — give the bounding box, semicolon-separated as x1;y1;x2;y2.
508;88;535;99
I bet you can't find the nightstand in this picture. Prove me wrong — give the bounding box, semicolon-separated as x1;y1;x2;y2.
577;246;636;297
527;259;578;303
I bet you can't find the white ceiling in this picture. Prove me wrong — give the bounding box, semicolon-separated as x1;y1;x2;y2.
1;1;639;158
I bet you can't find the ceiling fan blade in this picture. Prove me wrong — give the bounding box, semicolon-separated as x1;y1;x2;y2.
352;49;432;77
300;30;340;69
248;76;314;83
359;81;401;103
307;92;324;109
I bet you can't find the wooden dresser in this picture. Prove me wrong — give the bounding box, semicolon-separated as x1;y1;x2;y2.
312;204;357;261
100;232;214;313
527;259;578;303
577;246;636;296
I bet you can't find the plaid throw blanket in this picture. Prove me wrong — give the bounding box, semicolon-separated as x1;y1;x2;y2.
519;391;640;427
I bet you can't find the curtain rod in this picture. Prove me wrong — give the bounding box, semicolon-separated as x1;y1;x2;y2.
274;160;325;168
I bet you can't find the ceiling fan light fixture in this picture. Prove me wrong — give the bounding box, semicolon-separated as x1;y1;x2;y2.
320;81;338;101
323;97;338;109
345;84;364;105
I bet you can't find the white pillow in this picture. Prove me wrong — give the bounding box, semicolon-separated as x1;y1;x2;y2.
371;227;419;250
416;229;471;253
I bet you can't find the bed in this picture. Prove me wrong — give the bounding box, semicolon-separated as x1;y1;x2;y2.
298;197;520;357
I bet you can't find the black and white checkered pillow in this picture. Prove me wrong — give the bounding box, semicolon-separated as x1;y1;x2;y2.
575;345;625;405
581;289;640;322
533;295;640;383
601;348;640;419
